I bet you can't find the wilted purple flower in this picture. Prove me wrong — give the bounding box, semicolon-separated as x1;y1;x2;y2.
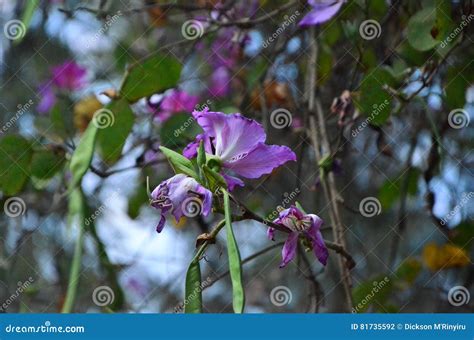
299;0;345;27
183;109;296;190
152;89;199;122
268;206;328;268
151;174;213;233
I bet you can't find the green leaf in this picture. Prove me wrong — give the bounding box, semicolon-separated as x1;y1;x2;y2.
0;135;33;195
451;221;474;249
222;189;245;313
356;68;395;126
352;275;393;313
69;124;98;191
184;257;203;313
62;188;85;313
445;64;474;109
31;147;65;181
127;183;148;219
159;113;199;148
378;168;420;210
202;164;226;192
395;258;422;287
407;7;439;51
120;54;182;102
159;146;198;179
96;99;134;164
15;0;39;43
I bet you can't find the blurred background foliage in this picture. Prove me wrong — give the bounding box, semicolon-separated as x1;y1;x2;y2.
0;0;473;313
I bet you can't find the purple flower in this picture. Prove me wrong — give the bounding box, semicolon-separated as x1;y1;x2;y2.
51;61;87;90
299;0;345;27
37;82;57;114
37;60;87;113
152;89;199;122
151;174;213;233
183;109;296;190
209;66;231;98
268;206;328;268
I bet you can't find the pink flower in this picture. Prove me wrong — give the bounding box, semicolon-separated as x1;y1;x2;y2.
152;89;199;122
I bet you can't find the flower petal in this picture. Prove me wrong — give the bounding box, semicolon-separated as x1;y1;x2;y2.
225;143;296;179
192;110;266;161
280;232;298;268
306;214;328;265
267;227;275;241
222;173;245;191
299;0;344;27
156;214;166;233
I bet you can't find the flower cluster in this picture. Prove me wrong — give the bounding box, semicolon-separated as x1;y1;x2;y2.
150;109;328;268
